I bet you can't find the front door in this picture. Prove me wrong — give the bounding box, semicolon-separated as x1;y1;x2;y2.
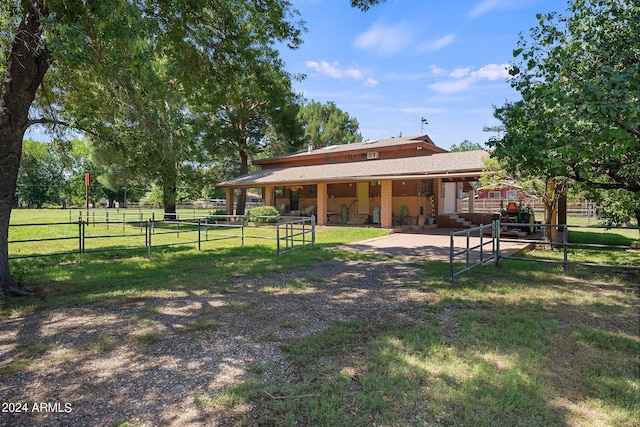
357;182;369;215
444;182;456;213
289;189;300;211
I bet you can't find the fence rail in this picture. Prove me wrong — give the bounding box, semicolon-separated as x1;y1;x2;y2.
497;223;640;273
276;216;316;255
449;221;498;280
461;200;600;218
8;214;315;260
450;221;639;280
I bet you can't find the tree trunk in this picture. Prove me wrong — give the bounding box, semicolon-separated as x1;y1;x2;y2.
234;149;250;215
0;5;51;298
162;168;178;220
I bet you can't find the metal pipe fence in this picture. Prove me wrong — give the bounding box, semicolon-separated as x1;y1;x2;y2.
449;221;498;280
451;221;639;280
9;215;315;260
276;216;316;255
496;223;640;273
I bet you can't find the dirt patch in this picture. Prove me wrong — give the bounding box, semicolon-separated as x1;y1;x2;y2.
0;258;429;426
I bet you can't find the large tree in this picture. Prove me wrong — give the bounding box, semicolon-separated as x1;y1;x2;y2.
202;59;304;214
297;101;362;148
0;0;304;296
489;0;640;232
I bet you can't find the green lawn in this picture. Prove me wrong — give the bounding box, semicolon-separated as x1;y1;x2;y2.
2;209;638;426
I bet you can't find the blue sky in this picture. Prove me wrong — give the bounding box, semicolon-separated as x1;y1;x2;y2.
279;0;565;149
27;0;565;150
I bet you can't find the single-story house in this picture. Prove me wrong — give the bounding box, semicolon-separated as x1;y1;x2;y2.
217;135;489;229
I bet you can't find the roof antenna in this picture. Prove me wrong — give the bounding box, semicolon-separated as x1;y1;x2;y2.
421;117;428;134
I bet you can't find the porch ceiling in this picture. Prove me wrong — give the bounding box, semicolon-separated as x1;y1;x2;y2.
219;150;489;188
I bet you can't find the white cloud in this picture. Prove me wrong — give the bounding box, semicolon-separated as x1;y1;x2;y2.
430;63;510;94
449;67;471;78
305;60;363;80
470;63;511;80
468;0;509;19
429;65;445;76
305;60;377;87
418;34;456;52
353;23;414;56
364;77;379;87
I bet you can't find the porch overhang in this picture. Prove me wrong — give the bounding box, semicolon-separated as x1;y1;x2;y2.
217;150;489;189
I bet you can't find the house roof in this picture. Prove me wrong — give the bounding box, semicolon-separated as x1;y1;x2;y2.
219;150;488;188
252;134;446;165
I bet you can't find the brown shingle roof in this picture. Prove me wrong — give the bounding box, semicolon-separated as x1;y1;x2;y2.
253;134;445;165
219;150;488;188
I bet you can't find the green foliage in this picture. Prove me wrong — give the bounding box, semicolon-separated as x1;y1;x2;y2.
247;206;280;223
586;188;640;237
297;100;362;148
490;0;640;209
350;0;386;11
17;140;64;208
449;139;483;152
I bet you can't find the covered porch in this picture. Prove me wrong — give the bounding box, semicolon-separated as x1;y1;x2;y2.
218;150;488;229
223;176;481;229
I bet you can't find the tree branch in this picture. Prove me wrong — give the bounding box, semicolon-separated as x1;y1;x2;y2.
26;118;99;138
614;118;640;139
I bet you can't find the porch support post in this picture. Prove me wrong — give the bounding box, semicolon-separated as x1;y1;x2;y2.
456;182;463;213
317;183;327;225
433;178;442;218
263;185;274;207
380;180;393;228
225;188;235;215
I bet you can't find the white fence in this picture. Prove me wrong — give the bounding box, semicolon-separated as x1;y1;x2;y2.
462;200;599;217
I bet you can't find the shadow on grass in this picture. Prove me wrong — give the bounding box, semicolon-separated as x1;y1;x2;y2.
0;245;637;426
189;259;638;426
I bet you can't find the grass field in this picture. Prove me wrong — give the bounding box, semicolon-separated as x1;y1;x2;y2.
2;209;639;426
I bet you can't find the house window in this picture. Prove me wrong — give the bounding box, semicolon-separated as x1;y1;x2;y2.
422;180;433;196
348;154;356;160
361;153;368;159
488;191;501;199
326;158;333;163
506;190;517;200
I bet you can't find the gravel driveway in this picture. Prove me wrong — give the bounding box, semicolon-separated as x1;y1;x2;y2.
0;255;432;426
1;228;535;426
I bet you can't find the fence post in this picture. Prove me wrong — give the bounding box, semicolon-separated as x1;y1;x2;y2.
276;222;281;255
147;220;152;257
563;224;568;275
465;231;470;268
311;215;316;247
495;220;501;267
198;219;201;251
78;218;83;254
449;231;455;281
479;223;484;263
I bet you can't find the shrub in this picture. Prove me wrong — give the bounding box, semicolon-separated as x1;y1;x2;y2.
247;206;280;224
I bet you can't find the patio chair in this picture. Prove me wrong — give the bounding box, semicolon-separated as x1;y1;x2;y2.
394;205;409;226
302;205;316;216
